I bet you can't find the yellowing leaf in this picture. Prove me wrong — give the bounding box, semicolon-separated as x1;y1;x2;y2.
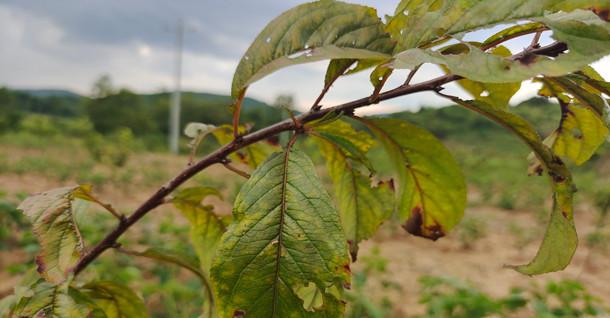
294;282;324;312
82;281;147;318
173;187;226;274
17;186;87;284
11;280;99;318
551;105;609;165
232;1;393;98
445;95;577;275
361;118;466;241
313;120;394;260
211;150;350;318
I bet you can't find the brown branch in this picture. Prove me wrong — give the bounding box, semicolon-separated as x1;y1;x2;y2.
72;40;569;276
221;159;251;179
404;65;421;86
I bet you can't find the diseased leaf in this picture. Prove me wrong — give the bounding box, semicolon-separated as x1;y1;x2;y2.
211;149;350;318
360;118;466;241
231;1;393;98
393;10;610;83
387;0;609;52
549;77;607;117
313;120;394;260
444;95;577;275
81;281;147;318
550;104;609;165
17;186;87;284
11;280;99;318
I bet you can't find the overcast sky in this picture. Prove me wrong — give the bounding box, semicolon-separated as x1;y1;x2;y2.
1;1;609;113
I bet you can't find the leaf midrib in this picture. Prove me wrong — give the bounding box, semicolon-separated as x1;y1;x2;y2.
271;148;291;318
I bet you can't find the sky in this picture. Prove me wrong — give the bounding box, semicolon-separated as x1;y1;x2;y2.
0;1;609;113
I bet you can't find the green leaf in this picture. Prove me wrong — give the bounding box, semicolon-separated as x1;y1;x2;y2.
81;281;147;318
11;280;99;318
360;118;466;241
17;186;88;284
211;149;350;318
393;10;610;83
387;0;609;52
231;0;393;98
213;125;277;169
313;120;394;260
448;46;522;109
549;104;609;165
444;95;577;275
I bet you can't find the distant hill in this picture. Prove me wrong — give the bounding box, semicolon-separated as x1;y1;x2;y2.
15;89;82;99
3;87;283;131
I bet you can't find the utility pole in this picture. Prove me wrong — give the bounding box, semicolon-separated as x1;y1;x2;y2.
169;19;184;154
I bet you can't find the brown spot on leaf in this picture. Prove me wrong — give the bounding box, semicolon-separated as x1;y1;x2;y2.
35;255;46;274
343;263;351;274
561;211;569;218
402;206;445;241
592;7;610;21
233;309;246;317
548;171;566;183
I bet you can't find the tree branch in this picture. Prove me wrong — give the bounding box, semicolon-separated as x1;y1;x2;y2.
73;40;569;276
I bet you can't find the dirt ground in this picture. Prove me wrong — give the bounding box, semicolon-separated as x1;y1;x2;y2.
357;203;610;316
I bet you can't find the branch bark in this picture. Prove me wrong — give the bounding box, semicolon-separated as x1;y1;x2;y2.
73;41;568;275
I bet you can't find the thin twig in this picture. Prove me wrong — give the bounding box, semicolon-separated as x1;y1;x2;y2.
232;90;246;139
72;41;569;276
370;70;392;104
221;159;251;179
530;30;543;48
311;61;355;111
87;195;124;221
404;65;421;86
